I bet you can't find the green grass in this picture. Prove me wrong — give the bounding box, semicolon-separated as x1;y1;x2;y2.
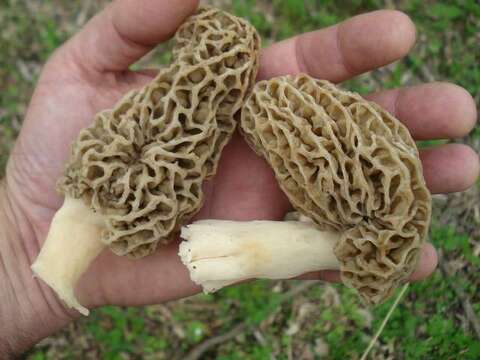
29;218;480;358
1;0;479;359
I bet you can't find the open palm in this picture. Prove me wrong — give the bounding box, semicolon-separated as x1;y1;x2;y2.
5;0;478;316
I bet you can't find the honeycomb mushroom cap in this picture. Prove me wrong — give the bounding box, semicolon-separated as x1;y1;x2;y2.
241;74;431;304
58;7;260;258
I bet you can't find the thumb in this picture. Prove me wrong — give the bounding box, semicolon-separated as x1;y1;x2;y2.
60;0;199;73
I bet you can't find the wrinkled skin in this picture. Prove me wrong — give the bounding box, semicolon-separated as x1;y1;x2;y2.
2;1;478;349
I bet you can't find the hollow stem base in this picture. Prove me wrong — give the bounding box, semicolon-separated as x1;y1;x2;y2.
31;197;106;316
178;220;340;293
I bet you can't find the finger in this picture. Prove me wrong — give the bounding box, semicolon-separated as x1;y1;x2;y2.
409;243;438;281
299;242;438;282
421;144;479;193
198;133;291;221
367;82;477;140
61;0;199;73
258;10;416;82
79;240;200;308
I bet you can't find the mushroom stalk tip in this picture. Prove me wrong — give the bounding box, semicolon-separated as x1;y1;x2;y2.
31;196;106;316
31;261;90;316
178;219;341;293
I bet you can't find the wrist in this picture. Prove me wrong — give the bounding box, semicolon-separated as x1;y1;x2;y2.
0;181;77;358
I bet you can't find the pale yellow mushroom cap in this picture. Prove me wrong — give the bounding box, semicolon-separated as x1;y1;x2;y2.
241;74;431;304
58;7;261;258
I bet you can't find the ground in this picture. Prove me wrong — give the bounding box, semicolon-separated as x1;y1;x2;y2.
1;0;479;359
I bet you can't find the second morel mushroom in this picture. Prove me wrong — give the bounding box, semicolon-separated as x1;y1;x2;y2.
31;7;260;315
179;74;432;304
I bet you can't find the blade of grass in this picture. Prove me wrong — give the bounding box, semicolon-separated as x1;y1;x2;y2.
360;283;409;360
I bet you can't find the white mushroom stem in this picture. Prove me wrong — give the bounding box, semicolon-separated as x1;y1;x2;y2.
178;220;341;293
31;197;106;316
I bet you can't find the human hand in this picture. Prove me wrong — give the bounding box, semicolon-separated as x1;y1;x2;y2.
1;0;478;354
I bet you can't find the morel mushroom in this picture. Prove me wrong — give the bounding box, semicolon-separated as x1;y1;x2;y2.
179;74;432;304
31;7;260;315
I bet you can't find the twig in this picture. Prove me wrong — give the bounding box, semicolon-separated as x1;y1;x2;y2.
418;64;435;83
183;281;319;360
280;280;319;302
360;283;409;360
156;304;186;339
183;323;247;360
439;260;480;339
76;0;94;26
253;329;267;346
253;329;278;360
